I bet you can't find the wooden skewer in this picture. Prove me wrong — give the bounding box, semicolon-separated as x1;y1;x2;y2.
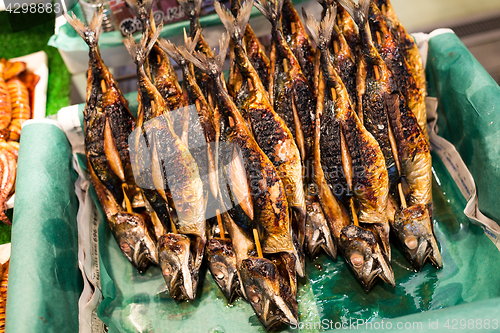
376;31;382;46
253;229;263;258
398;183;407;209
283;58;289;73
216;209;225;240
122;184;133;213
333;41;339;55
101;80;107;93
351;198;359;226
171;220;178;234
386;109;407;209
373;65;380;80
291;22;296;35
331;88;337;101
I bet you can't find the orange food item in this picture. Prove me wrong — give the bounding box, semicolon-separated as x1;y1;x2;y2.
6;77;31;142
0;62;11;132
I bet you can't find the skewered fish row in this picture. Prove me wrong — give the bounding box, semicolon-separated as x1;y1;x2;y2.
68;0;441;329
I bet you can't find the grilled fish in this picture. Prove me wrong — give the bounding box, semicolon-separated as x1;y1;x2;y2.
181;36;299;328
281;0;316;90
376;0;427;139
126;0;188;143
178;0;214;102
216;0;306;277
65;10;157;272
124;29;207;299
303;6;394;289
368;2;426;143
255;0;316;164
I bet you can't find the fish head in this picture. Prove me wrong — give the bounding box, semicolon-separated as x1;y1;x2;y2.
109;211;158;273
340;224;395;291
205;238;240;303
392;204;442;271
304;201;337;260
158;233;196;300
240;257;298;330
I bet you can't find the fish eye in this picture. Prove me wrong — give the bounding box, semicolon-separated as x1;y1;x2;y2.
120;242;132;253
350;251;364;268
247;286;262;304
405;236;418;250
211;263;228;281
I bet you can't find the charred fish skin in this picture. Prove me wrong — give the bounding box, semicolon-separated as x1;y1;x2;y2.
244;25;271;90
281;0;316;89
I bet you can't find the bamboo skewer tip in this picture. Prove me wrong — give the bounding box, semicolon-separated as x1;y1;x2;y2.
253;229;263;258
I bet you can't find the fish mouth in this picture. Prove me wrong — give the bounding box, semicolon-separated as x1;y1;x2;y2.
109;212;158;273
205;238;241;303
304;201;337;260
391;204;442;271
158;233;197;300
240;257;298;331
340;225;395;291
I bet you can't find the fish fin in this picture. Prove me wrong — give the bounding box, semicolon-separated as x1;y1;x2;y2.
158;38;182;64
64;7;103;47
337;0;369;28
215;0;252;43
184;28;201;54
123;26;162;65
179;48;209;72
177;0;203;20
124;0;153;23
217;33;230;69
254;0;283;25
302;6;336;49
179;32;228;74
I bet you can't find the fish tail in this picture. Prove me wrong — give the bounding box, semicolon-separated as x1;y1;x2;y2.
179;33;229;76
64;7;103;48
177;0;203;20
302;6;336;48
215;0;252;43
123;26;162;66
158;38;182;64
337;0;369;28
125;0;153;23
254;0;283;26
